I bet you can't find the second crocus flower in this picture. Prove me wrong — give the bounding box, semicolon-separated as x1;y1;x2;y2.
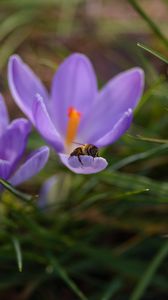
0;93;49;186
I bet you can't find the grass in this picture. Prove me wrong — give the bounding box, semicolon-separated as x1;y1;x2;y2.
0;0;168;299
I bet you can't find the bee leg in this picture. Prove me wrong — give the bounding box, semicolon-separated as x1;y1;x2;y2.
78;155;83;165
93;153;99;161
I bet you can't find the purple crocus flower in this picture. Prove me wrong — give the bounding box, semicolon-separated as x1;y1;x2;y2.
0;93;49;186
8;53;144;174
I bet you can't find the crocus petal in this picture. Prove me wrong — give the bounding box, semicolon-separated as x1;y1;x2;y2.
0;159;11;180
0;94;9;136
93;109;133;147
59;154;108;174
38;175;57;208
8;55;49;123
0;118;31;167
33;94;64;153
9;146;49;186
51;53;98;136
80;67;144;142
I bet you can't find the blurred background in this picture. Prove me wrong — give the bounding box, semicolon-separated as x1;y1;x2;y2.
0;0;168;299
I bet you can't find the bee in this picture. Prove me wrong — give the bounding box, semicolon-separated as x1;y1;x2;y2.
70;143;99;165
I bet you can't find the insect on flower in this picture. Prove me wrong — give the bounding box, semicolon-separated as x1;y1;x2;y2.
8;53;144;174
70;142;99;165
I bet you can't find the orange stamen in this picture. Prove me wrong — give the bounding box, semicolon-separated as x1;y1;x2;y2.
66;107;81;146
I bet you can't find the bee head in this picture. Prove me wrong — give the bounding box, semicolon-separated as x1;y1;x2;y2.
90;145;99;157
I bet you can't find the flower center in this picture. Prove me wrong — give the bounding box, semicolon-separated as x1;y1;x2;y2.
66;107;81;146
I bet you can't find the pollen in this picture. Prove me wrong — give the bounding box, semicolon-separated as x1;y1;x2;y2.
66;107;81;146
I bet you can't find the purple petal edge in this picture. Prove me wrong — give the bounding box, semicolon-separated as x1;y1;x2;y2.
59;154;108;174
94;109;133;148
8;54;49;124
9;146;50;186
0;118;31;169
0;94;9;135
0;159;11;180
33;94;64;153
80;67;144;142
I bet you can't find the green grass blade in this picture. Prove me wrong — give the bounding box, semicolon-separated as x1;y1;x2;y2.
130;241;168;300
134;135;168;144
137;43;168;64
100;171;168;201
0;27;31;69
12;237;23;272
48;255;88;300
101;278;123;300
111;144;168;170
0;178;33;202
135;77;166;112
0;11;35;42
128;0;168;48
